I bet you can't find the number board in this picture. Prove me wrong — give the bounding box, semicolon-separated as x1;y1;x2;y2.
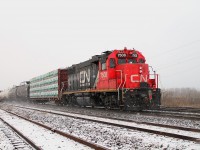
132;53;138;58
116;53;127;58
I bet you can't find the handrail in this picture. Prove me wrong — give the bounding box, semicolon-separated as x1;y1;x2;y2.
59;81;68;99
149;73;159;89
116;70;122;101
156;74;159;88
121;74;127;101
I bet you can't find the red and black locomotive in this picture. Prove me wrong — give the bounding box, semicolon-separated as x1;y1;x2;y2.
62;47;161;110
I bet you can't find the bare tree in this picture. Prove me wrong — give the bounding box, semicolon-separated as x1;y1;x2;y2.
161;88;200;108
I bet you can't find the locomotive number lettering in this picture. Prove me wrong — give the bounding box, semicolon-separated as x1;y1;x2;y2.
132;53;138;58
131;74;148;82
117;53;127;58
100;72;107;78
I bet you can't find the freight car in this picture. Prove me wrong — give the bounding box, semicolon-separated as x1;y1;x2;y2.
62;47;161;110
0;82;30;102
29;69;67;103
8;81;30;101
0;90;8;101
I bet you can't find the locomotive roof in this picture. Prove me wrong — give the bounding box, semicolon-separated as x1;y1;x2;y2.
102;51;112;54
67;54;101;74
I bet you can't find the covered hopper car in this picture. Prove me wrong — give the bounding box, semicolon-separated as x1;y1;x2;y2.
0;82;30;102
0;90;8;101
29;69;67;102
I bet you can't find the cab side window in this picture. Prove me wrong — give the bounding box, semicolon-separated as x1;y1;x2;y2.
139;58;145;63
101;63;106;70
109;58;116;68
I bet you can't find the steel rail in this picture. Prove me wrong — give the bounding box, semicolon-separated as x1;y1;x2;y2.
0;117;42;150
153;106;200;113
142;111;200;121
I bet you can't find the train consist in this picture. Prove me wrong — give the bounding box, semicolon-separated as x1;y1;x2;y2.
0;47;161;110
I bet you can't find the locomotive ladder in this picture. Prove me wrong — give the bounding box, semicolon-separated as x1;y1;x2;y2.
116;70;127;107
116;70;122;103
121;74;127;101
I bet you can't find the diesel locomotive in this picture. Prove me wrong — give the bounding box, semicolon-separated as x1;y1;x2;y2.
62;47;161;110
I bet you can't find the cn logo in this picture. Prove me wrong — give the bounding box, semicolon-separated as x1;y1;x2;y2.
80;69;90;86
100;72;107;78
130;74;147;82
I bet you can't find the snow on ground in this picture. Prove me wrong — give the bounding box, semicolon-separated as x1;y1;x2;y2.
0;109;92;150
1;105;200;150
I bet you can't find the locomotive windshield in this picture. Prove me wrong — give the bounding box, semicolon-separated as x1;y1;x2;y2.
118;59;126;64
117;58;144;64
128;59;137;63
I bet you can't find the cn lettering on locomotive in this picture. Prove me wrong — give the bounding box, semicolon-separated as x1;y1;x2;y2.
130;75;148;83
80;69;90;87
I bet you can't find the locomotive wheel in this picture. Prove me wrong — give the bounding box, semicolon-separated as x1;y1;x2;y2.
104;97;111;109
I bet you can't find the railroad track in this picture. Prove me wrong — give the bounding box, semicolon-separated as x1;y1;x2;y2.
9;105;200;143
141;110;200;121
157;106;200;113
4;101;200;121
39;101;200;114
0;108;107;150
40;102;200;121
0;118;40;150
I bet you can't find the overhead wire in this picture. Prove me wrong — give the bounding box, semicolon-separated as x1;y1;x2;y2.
161;63;200;78
157;55;199;71
152;40;200;58
152;39;200;88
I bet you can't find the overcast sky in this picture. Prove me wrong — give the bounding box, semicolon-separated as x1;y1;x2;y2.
0;0;200;90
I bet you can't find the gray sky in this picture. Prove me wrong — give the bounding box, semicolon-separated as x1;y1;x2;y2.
0;0;200;90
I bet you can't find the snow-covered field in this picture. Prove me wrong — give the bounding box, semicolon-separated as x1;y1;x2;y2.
1;103;200;150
